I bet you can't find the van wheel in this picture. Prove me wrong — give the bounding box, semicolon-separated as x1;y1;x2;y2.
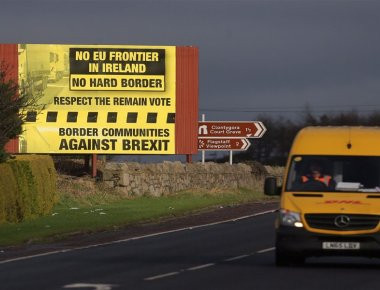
275;249;305;267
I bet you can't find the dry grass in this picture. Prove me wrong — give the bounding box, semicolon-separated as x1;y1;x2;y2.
56;175;126;207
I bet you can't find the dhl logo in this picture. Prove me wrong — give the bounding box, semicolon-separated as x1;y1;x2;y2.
319;200;368;205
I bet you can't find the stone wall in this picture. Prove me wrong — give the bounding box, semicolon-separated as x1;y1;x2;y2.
98;161;272;197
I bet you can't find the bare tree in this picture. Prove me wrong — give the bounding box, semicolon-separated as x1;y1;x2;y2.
0;64;44;162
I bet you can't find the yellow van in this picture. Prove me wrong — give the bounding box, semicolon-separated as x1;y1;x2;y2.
265;127;380;266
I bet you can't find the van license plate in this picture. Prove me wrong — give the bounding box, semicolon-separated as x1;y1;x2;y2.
322;242;360;250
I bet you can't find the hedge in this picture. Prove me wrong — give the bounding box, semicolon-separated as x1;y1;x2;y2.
0;155;57;223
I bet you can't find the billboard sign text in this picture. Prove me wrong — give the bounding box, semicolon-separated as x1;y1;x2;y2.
18;44;176;154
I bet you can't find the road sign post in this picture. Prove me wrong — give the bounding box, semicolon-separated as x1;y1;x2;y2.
201;114;206;164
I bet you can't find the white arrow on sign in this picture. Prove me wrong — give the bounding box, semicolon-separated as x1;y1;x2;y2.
253;121;266;138
242;138;250;150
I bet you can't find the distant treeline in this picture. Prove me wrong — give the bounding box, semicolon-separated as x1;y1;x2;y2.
217;110;380;166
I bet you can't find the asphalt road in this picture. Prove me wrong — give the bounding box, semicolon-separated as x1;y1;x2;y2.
1;212;380;290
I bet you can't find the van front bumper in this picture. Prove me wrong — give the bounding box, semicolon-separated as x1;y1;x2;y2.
276;226;380;257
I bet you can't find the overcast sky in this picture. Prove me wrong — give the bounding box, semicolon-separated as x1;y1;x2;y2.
1;0;379;162
1;0;380;122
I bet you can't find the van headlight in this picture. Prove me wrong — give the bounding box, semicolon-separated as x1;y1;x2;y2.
279;209;303;227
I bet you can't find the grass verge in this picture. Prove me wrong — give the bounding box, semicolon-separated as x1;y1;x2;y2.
0;187;274;247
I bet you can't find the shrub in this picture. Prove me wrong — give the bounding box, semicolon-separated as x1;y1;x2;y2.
0;155;57;223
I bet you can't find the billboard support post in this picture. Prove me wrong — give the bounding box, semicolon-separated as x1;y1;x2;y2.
229;151;233;165
201;114;205;164
84;155;90;172
186;154;192;163
92;154;97;178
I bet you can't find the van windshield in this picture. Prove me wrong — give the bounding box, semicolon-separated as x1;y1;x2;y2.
286;155;380;193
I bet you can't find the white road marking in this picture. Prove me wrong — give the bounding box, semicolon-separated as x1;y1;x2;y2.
63;283;117;289
187;263;215;271
144;246;275;281
0;250;70;265
144;272;179;281
0;208;276;265
256;247;275;254
224;254;251;261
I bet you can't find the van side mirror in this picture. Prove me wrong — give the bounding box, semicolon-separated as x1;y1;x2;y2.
264;176;281;196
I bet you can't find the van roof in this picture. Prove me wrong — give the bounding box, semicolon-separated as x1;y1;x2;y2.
291;126;380;155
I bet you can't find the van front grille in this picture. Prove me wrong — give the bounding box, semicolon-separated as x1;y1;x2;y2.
304;214;380;231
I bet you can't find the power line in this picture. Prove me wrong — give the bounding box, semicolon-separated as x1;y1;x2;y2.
202;104;380;110
200;107;380;113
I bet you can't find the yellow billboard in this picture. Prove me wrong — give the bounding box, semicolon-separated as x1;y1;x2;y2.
19;44;176;154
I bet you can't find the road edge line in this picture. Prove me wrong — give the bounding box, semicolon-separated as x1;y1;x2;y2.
0;209;277;265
